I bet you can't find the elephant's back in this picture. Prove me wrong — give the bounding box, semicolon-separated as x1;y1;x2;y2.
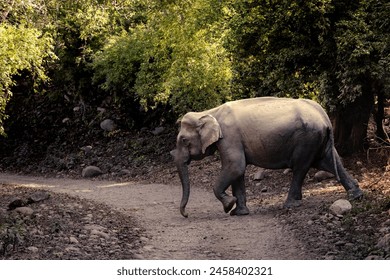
225;97;330;126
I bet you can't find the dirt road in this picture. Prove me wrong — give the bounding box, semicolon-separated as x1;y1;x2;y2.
0;173;314;259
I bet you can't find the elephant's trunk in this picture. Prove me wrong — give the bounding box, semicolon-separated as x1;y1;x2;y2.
177;162;190;218
171;148;191;218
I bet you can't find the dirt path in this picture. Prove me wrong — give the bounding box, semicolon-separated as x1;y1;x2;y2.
0;173;314;259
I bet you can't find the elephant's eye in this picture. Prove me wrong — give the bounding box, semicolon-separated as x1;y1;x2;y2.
181;137;190;146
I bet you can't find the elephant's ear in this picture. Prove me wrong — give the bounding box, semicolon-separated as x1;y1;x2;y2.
197;115;223;154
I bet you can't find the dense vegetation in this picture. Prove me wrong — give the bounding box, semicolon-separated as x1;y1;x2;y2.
1;0;389;155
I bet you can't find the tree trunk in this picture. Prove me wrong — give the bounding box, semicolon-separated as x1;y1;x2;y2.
374;88;389;143
332;92;374;156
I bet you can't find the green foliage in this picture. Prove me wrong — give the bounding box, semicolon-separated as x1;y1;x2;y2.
367;0;390;95
92;31;144;100
324;0;373;106
227;0;332;100
42;0;144;99
226;0;390;153
93;0;232;115
1;0;389;145
0;23;55;135
227;0;390;111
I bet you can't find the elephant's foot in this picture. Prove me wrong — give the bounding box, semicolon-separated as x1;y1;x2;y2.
221;196;237;213
230;206;250;216
283;199;302;208
348;188;363;200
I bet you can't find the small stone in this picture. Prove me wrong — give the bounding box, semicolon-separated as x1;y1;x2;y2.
65;246;81;254
27;246;39;254
100;119;116;132
151;126;165;136
314;171;334;182
329;199;352;216
97;107;106;114
62;117;70;124
260;187;268;193
8;198;28;210
69;236;79;244
91;229;110;239
15;207;34;216
120;169;132;176
140;236;149;243
28;191;50;203
376;233;390;252
283;168;292;175
143;245;154;252
253;168;267;180
82;166;103;178
80;145;93;156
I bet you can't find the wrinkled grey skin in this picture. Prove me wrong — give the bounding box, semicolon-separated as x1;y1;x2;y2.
171;97;363;218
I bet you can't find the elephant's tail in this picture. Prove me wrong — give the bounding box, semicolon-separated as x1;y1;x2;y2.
327;127;340;181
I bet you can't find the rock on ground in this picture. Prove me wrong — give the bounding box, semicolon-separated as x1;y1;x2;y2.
100;119;116;132
376;233;390;252
82;166;103;178
28;191;50;203
151;126;165;136
253;168;267;180
329;199;352;216
314;171;335;182
15;206;34;216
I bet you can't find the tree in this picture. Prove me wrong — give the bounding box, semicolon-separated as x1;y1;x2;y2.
368;0;390;144
0;15;55;135
2;0;388;153
92;0;233;118
227;0;390;154
0;0;144;134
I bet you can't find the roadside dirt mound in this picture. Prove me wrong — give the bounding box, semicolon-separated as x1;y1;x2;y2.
0;184;144;259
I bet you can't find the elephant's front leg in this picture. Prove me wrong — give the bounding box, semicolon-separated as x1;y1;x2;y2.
213;163;246;214
231;174;250;216
213;173;237;214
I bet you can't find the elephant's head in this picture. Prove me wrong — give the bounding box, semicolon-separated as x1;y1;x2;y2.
170;113;223;217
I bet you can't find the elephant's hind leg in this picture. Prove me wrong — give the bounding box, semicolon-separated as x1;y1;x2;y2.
334;154;363;200
284;168;307;208
284;150;313;208
317;148;363;200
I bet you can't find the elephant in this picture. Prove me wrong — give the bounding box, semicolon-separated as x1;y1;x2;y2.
170;97;363;218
